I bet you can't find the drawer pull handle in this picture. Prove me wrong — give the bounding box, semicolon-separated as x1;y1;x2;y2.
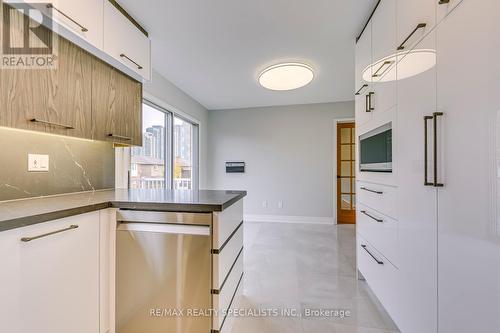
30;118;74;130
21;225;79;242
108;134;132;141
355;84;368;95
360;187;383;194
46;4;88;32
438;0;450;4
397;23;427;50
360;210;384;223
120;53;143;70
361;244;384;265
372;61;393;78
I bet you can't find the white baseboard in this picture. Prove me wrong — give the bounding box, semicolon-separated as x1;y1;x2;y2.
244;214;335;225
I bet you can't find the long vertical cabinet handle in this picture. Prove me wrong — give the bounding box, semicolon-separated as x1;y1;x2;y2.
424;115;433;186
433;112;444;187
368;92;375;111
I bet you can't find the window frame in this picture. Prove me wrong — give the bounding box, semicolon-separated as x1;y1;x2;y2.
130;99;200;190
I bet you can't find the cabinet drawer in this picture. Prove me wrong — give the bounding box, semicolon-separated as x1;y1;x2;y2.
357;234;398;321
213;200;244;249
212;253;243;331
103;0;151;80
357;203;398;267
213;224;243;289
357;181;397;219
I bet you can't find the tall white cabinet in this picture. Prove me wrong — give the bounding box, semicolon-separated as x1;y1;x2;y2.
355;0;500;332
436;1;500;331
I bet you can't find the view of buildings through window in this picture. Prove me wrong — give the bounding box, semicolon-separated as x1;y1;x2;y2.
174;116;193;190
130;104;166;189
130;102;197;190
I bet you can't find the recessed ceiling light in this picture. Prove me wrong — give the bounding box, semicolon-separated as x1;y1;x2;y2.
259;62;314;91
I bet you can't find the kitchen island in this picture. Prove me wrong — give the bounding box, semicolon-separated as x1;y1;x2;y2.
0;189;246;333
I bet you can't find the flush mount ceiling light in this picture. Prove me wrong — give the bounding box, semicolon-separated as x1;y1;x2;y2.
362;49;436;83
259;62;314;91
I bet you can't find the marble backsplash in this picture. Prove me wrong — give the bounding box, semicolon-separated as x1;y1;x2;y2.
0;127;115;201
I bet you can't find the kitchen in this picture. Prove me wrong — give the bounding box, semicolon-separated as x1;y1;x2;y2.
1;1;500;333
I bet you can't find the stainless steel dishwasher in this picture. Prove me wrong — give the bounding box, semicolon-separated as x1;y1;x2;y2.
115;210;212;333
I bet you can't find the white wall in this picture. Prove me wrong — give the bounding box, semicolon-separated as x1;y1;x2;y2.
207;101;354;222
143;70;209;188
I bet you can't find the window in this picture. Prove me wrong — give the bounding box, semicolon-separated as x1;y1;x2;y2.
130;101;199;190
173;116;199;190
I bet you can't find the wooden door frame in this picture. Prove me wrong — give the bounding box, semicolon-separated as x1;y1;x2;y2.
333;118;355;224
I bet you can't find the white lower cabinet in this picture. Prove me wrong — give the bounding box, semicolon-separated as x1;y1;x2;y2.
0;212;102;333
357;234;398;321
357;203;398;267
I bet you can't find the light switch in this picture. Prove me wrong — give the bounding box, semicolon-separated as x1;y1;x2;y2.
28;154;49;172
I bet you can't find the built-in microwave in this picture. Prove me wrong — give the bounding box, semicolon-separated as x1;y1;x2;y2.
359;123;392;172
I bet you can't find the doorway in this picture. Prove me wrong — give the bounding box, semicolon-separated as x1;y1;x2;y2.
337;122;356;224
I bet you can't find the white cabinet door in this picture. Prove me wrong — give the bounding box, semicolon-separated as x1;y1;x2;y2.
355;22;372;127
397;0;436;53
103;1;151;80
17;212;100;333
48;0;103;49
10;0;105;49
436;1;500;332
371;0;397;116
0;228;21;333
396;30;438;333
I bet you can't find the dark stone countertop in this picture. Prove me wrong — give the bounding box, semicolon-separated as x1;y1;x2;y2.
0;189;246;232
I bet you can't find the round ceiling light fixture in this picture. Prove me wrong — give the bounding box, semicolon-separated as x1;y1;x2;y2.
259;62;314;91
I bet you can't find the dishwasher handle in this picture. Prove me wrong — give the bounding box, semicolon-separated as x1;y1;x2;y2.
117;222;210;236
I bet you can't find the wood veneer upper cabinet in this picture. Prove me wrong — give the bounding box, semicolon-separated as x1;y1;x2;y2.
0;4;93;138
91;58;142;146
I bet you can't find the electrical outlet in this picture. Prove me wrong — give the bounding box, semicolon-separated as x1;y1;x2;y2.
278;201;283;209
28;154;49;172
262;200;268;208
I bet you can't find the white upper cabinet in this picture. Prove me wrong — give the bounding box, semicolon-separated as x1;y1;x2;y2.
437;0;463;22
47;0;104;49
372;0;397;65
103;0;151;80
355;22;372;127
397;0;436;54
370;0;397;115
7;0;104;50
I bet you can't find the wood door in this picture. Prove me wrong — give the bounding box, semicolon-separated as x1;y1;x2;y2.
0;3;92;139
337;122;356;224
91;58;142;146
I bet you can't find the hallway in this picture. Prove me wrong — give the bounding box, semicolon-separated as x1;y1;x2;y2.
230;223;399;333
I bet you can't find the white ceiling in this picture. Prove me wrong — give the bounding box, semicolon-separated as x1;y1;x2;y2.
118;0;376;110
